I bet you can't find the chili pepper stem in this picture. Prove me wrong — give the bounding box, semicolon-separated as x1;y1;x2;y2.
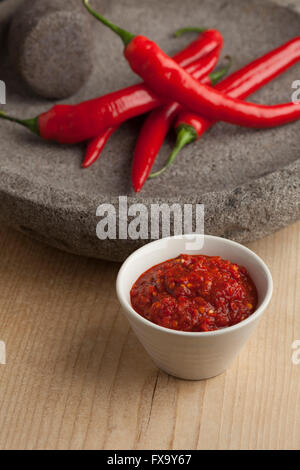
149;125;197;179
210;55;232;85
148;56;231;181
82;0;135;46
174;27;207;38
0;110;39;136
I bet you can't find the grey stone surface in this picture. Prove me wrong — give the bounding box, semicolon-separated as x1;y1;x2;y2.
0;0;299;261
8;0;94;99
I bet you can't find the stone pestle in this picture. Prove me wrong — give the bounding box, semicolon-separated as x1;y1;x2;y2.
8;0;95;99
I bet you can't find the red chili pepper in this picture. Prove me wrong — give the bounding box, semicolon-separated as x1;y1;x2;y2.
82;27;223;169
0;28;222;145
82;127;116;168
152;36;300;176
0;79;162;143
132;54;232;192
171;27;223;67
83;3;300;130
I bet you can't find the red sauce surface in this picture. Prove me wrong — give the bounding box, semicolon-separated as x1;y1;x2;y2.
130;254;258;332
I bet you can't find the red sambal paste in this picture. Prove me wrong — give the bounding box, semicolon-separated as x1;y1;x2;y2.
130;254;258;332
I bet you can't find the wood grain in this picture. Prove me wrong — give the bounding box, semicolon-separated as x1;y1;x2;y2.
0;223;299;450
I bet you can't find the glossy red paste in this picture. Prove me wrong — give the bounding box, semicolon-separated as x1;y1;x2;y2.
130;254;258;332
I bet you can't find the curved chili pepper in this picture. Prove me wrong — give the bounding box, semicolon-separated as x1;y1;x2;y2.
132;55;232;192
82;27;224;168
83;2;300;129
82;127;116;168
152;36;300;175
172;28;223;66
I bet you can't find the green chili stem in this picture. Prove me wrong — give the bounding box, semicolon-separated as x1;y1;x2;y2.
149;125;197;179
174;27;207;38
0;111;39;136
82;0;135;46
209;55;232;86
148;55;232;180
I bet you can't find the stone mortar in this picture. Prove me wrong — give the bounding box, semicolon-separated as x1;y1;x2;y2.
0;0;299;261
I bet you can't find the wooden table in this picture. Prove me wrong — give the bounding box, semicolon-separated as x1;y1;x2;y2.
0;222;299;450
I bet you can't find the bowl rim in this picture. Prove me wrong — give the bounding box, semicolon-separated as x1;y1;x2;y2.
116;234;273;337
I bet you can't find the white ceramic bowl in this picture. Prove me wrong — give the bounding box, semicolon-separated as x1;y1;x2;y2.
116;235;273;380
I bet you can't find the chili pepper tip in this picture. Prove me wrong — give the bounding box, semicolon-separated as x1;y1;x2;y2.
174;27;207;38
0;110;39;136
82;0;135;46
148;125;197;179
